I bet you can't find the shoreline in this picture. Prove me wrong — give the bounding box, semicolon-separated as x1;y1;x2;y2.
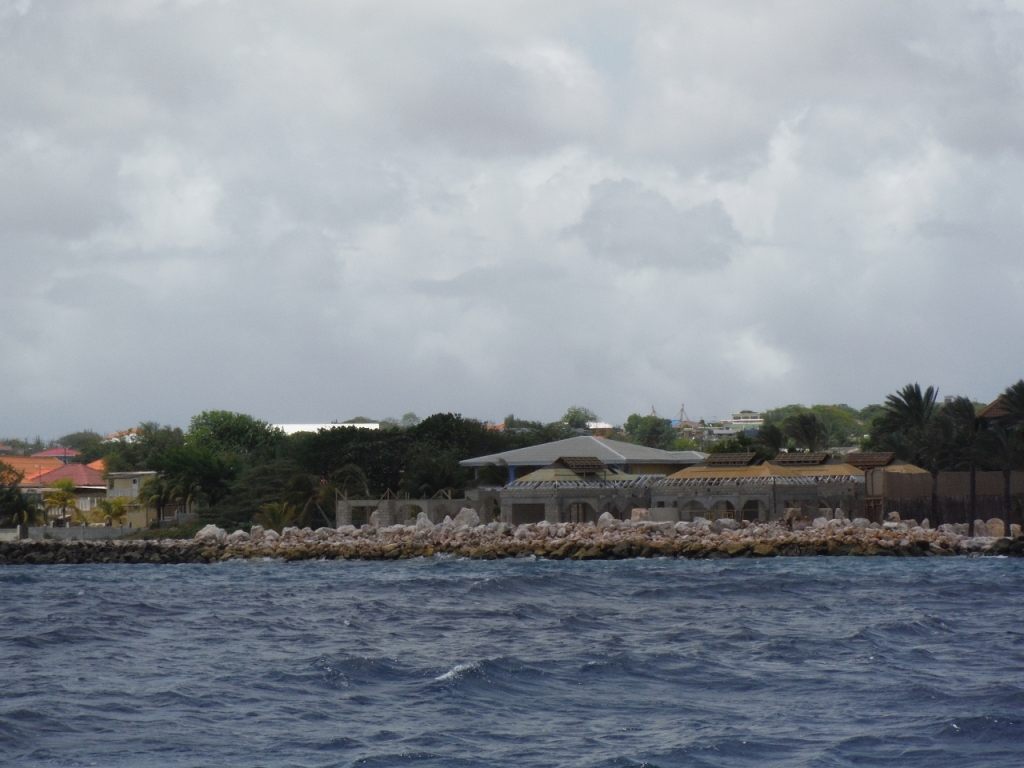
2;517;1023;564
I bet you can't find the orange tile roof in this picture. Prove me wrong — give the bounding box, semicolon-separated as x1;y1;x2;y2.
29;463;106;488
1;456;65;483
87;458;106;472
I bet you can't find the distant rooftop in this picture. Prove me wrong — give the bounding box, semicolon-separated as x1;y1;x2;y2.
274;422;379;435
32;446;81;459
460;436;706;468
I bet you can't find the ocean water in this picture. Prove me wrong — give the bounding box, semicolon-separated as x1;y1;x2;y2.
1;558;1023;768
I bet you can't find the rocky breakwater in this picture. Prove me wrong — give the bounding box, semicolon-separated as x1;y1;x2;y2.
3;509;1023;564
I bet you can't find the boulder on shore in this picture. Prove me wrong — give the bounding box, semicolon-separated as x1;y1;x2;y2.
631;508;650;522
415;512;434;531
986;518;1006;538
597;512;617;530
195;524;227;544
453;508;480;528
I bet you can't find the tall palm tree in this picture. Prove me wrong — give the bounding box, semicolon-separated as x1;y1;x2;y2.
255;501;297;533
137;477;175;526
782;412;828;452
870;383;942;522
44;480;80;526
869;383;939;459
93;497;130;527
979;423;1023;532
983;379;1024;530
937;397;988;535
286;473;336;528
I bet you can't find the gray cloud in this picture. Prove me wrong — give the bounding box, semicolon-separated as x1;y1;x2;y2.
570;180;739;268
1;0;1023;437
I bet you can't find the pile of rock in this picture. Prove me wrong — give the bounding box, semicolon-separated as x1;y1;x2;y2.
1;508;1022;564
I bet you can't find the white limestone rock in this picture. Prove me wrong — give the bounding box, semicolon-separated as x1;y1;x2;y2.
368;509;381;527
812;517;829;529
885;511;901;523
249;524;265;541
973;520;990;537
597;512;617;530
226;530;249;544
690;517;711;530
454;508;480;528
852;518;871;529
415;512;434;531
195;524;227;544
986;518;1006;538
711;518;739;533
631;508;650;522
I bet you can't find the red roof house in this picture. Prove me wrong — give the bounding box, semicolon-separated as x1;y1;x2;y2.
28;463;106;489
31;446;82;463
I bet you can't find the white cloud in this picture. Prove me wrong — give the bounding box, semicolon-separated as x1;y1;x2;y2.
1;0;1023;436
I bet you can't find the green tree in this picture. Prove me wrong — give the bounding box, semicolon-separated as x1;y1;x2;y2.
869;383;942;522
57;431;106;462
0;461;41;527
754;422;786;459
868;383;939;460
186;411;284;457
254;501;297;533
782;412;829;452
153;445;239;507
44;479;79;525
137;476;177;525
104;423;186;472
285;473;337;528
399;448;470;497
93;497;130;527
978;380;1024;529
623;414;675;449
935;396;987;534
562;406;598;430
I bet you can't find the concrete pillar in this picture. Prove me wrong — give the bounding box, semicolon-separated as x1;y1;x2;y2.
336;500;352;528
544;499;559;524
500;503;514;524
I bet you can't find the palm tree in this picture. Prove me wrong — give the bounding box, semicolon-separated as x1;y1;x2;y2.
982;379;1024;531
255;501;297;533
782;412;828;452
754;423;786;460
870;383;942;522
869;383;939;459
332;464;371;499
0;463;42;527
286;473;337;528
137;477;175;526
92;497;129;527
936;397;987;535
44;480;80;526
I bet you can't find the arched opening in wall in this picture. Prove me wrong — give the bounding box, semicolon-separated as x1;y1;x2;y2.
681;500;707;521
351;508;369;528
397;504;423;525
741;500;761;522
604;503;626;520
711;500;736;520
783;500;814;516
566;502;598;524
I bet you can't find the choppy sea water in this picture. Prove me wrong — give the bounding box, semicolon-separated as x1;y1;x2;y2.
2;558;1023;768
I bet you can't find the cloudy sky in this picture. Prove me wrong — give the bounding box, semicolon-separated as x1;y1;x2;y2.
2;0;1024;437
